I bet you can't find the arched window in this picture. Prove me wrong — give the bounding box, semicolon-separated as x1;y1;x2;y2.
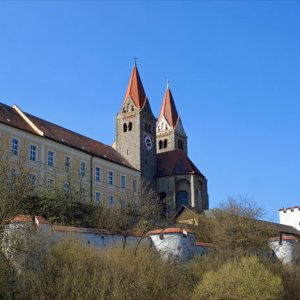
159;140;163;149
159;192;167;217
148;124;151;133
128;122;132;131
178;139;184;150
145;123;148;132
164;139;168;148
123;123;127;132
122;107;126;113
131;105;134;111
177;190;188;208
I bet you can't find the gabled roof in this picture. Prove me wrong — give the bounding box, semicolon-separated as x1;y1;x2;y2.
158;87;179;128
173;205;198;221
156;149;205;178
0;103;135;170
0;103;35;134
122;65;147;109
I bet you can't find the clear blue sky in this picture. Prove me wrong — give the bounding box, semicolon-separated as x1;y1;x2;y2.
0;1;299;221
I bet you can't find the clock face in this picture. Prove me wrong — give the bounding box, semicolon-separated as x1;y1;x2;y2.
144;135;153;150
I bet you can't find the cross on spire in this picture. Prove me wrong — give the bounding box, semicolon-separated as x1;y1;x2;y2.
167;79;170;89
132;56;138;66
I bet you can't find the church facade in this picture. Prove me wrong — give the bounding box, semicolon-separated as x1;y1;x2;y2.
0;64;208;215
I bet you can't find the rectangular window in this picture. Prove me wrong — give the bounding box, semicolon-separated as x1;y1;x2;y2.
11;138;19;155
47;150;54;167
95;191;101;204
108;195;114;207
120;199;126;209
10;168;16;184
64;183;70;196
64;156;71;172
95;166;101;182
133;179;137;193
29;174;36;186
80;187;87;201
120;175;126;189
47;178;54;188
30;144;37;161
108;171;114;186
80;161;86;178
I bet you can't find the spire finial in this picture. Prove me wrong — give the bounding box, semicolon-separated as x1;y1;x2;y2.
132;56;138;66
167;79;170;89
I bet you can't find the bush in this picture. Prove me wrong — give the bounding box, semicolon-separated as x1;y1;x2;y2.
193;256;284;300
21;239;191;300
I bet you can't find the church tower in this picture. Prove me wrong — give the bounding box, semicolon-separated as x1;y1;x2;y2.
156;86;188;154
115;64;157;184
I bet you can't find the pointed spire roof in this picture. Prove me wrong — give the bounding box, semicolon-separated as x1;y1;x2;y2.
122;65;147;109
158;87;179;128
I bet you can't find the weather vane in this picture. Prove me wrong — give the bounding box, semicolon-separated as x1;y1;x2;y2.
167;79;170;89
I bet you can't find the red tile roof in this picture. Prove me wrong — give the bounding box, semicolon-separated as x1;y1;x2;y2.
195;241;214;248
158;87;179;128
52;225;141;237
10;215;33;223
121;65;147;109
147;227;193;235
0;103;36;134
156;149;206;178
35;216;49;224
269;235;297;242
0;103;135;170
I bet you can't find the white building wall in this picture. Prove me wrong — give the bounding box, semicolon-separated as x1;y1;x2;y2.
279;206;300;231
148;229;196;261
269;239;298;264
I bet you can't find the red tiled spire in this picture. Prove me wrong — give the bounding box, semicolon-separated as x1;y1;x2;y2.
158;87;179;128
122;65;147;109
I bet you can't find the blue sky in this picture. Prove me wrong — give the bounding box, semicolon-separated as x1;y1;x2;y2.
0;1;299;221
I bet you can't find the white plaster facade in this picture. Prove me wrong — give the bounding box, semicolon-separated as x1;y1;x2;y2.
279;206;300;231
269;237;298;264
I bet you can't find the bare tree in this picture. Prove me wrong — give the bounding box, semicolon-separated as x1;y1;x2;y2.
211;196;276;256
0;152;33;234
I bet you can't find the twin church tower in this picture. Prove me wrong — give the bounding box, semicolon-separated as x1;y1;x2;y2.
115;64;208;213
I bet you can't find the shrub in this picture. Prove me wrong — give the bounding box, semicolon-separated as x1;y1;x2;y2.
22;239;191;300
193;256;284;300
